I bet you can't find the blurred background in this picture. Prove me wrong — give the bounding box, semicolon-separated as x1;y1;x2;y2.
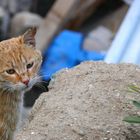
0;0;135;107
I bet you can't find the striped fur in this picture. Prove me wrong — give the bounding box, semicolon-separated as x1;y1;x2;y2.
0;27;42;140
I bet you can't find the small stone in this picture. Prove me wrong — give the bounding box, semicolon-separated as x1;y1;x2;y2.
31;131;35;135
10;11;43;36
106;130;110;134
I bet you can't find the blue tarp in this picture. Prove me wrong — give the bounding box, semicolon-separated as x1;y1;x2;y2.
41;30;105;80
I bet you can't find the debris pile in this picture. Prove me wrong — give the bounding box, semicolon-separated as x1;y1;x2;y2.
16;62;140;140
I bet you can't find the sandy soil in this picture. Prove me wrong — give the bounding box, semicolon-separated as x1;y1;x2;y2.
16;61;140;140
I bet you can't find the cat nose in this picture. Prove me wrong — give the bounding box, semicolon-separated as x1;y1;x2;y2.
22;80;29;86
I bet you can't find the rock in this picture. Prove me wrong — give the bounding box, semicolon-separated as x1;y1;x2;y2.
0;0;32;14
10;11;43;36
83;26;113;52
16;62;140;140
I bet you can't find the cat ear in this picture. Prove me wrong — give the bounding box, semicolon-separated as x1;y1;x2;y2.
23;27;37;47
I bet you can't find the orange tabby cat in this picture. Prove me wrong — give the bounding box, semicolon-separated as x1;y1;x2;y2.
0;27;42;140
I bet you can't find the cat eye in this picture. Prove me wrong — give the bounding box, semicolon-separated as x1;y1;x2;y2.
6;69;16;74
26;62;34;69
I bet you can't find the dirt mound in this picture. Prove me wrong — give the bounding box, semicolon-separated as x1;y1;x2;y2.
16;61;140;140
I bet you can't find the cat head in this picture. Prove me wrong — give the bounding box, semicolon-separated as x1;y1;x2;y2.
0;27;42;92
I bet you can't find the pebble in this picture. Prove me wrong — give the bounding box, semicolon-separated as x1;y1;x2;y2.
31;131;35;135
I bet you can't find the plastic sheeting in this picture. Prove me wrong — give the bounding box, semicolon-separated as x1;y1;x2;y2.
41;30;105;80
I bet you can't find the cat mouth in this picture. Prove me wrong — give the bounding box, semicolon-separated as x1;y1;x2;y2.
11;80;36;92
23;84;33;90
15;84;32;92
22;82;36;91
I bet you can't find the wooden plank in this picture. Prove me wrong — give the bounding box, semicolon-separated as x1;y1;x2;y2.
95;5;129;33
65;0;106;29
36;0;80;52
36;0;105;52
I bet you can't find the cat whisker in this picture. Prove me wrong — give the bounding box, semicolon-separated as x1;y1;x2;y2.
31;76;50;85
38;71;51;77
33;74;50;79
0;26;42;139
37;80;49;84
34;83;47;91
32;76;41;81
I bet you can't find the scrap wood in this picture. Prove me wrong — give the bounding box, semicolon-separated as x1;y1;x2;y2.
65;0;106;29
36;0;105;52
94;5;129;33
36;0;80;52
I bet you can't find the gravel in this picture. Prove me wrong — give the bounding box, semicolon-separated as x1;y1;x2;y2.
16;61;140;140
